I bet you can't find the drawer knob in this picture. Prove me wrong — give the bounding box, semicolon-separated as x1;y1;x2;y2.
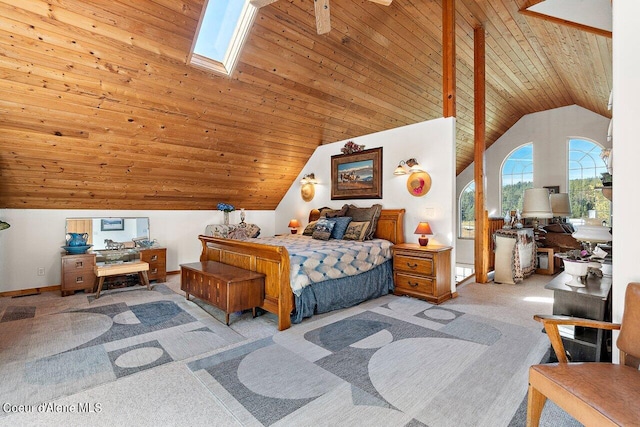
408;282;419;287
406;262;418;269
151;255;158;261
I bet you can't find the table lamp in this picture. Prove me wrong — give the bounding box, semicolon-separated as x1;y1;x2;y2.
414;222;433;246
550;193;571;222
521;188;553;229
288;219;301;234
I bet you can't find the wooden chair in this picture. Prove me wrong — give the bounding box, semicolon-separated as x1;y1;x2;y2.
527;282;640;426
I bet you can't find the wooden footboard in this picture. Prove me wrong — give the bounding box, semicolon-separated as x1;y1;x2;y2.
199;235;293;331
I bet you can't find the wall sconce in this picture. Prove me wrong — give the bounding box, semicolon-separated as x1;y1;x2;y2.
414;222;433;246
300;173;317;202
393;158;423;175
288;218;301;234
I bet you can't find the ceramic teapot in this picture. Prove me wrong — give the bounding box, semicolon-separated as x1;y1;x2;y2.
66;232;89;247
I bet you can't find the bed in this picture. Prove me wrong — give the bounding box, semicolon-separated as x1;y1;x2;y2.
198;208;405;330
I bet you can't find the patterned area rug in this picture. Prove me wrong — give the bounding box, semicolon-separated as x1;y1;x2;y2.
188;295;550;427
0;284;244;409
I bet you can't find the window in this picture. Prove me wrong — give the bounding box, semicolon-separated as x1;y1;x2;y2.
501;144;533;215
459;181;475;238
189;0;257;76
568;138;611;224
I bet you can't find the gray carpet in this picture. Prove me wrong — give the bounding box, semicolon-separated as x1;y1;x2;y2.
0;275;581;426
189;295;551;426
0;284;243;411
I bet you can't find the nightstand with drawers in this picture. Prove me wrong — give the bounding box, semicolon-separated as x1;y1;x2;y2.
139;247;167;282
392;243;453;304
61;252;96;296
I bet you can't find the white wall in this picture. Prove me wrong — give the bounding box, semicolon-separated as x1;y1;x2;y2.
276;118;457;290
0;209;275;292
455;105;610;265
612;0;640;361
0;118;456;294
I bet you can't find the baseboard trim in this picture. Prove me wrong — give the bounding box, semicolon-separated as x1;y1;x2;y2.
2;270;180;298
0;285;61;298
451;291;459;299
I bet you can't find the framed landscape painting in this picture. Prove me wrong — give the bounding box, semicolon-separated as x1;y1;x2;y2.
331;147;382;200
101;218;124;231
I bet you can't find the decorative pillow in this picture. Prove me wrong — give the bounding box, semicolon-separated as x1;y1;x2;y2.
312;218;335;241
320;204;348;218
346;204;382;239
243;223;261;238
342;221;370;241
302;220;318;236
328;216;352;239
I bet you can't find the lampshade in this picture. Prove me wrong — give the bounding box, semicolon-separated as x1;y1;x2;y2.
414;222;433;235
393;163;407;175
521;188;553;219
550;193;571;217
288;219;301;228
406;158;423;173
572;225;612;243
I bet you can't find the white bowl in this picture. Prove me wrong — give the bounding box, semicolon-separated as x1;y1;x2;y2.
562;259;589;287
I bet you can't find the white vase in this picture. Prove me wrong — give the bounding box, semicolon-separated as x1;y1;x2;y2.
223;211;230;225
562;259;589;288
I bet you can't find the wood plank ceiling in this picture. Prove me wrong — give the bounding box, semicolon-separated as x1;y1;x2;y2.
0;0;612;210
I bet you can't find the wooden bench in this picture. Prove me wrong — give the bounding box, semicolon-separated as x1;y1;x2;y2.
180;261;265;325
94;260;150;299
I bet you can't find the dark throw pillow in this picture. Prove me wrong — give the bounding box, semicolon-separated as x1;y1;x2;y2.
346;204;382;239
312;218;335;241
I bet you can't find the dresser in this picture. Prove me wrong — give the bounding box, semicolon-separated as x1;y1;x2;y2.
60;253;96;296
139;247;166;282
392;243;453;304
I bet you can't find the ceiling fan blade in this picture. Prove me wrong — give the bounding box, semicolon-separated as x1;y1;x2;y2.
368;0;392;5
250;0;279;8
314;0;331;34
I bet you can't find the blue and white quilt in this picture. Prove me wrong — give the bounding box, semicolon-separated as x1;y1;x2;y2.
257;235;393;296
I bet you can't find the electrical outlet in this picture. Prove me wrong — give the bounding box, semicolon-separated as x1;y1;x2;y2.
37;267;45;276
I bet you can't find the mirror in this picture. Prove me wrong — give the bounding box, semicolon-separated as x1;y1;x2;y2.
66;217;150;250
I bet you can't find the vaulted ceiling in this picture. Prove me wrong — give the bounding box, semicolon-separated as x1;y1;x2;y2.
0;0;612;210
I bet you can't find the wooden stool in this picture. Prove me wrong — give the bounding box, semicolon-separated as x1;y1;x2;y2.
94;260;150;299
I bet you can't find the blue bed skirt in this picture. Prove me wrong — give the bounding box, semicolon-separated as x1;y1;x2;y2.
291;260;394;324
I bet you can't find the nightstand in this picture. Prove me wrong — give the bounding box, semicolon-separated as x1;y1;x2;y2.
392;243;453;304
61;252;96;296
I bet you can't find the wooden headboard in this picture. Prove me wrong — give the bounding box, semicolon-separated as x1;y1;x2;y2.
308;208;405;244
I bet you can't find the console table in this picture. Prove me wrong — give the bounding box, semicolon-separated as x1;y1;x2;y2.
544;263;612;362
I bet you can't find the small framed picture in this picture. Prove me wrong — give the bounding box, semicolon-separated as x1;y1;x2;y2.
544;185;560;194
101;218;124;231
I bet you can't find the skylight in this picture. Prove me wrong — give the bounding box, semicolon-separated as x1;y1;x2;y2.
189;0;257;76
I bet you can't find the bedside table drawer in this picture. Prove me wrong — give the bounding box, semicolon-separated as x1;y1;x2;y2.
393;255;434;276
394;273;434;295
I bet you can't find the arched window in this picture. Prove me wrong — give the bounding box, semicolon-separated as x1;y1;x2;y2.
568;138;611;224
501;144;533;215
459;181;475;238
